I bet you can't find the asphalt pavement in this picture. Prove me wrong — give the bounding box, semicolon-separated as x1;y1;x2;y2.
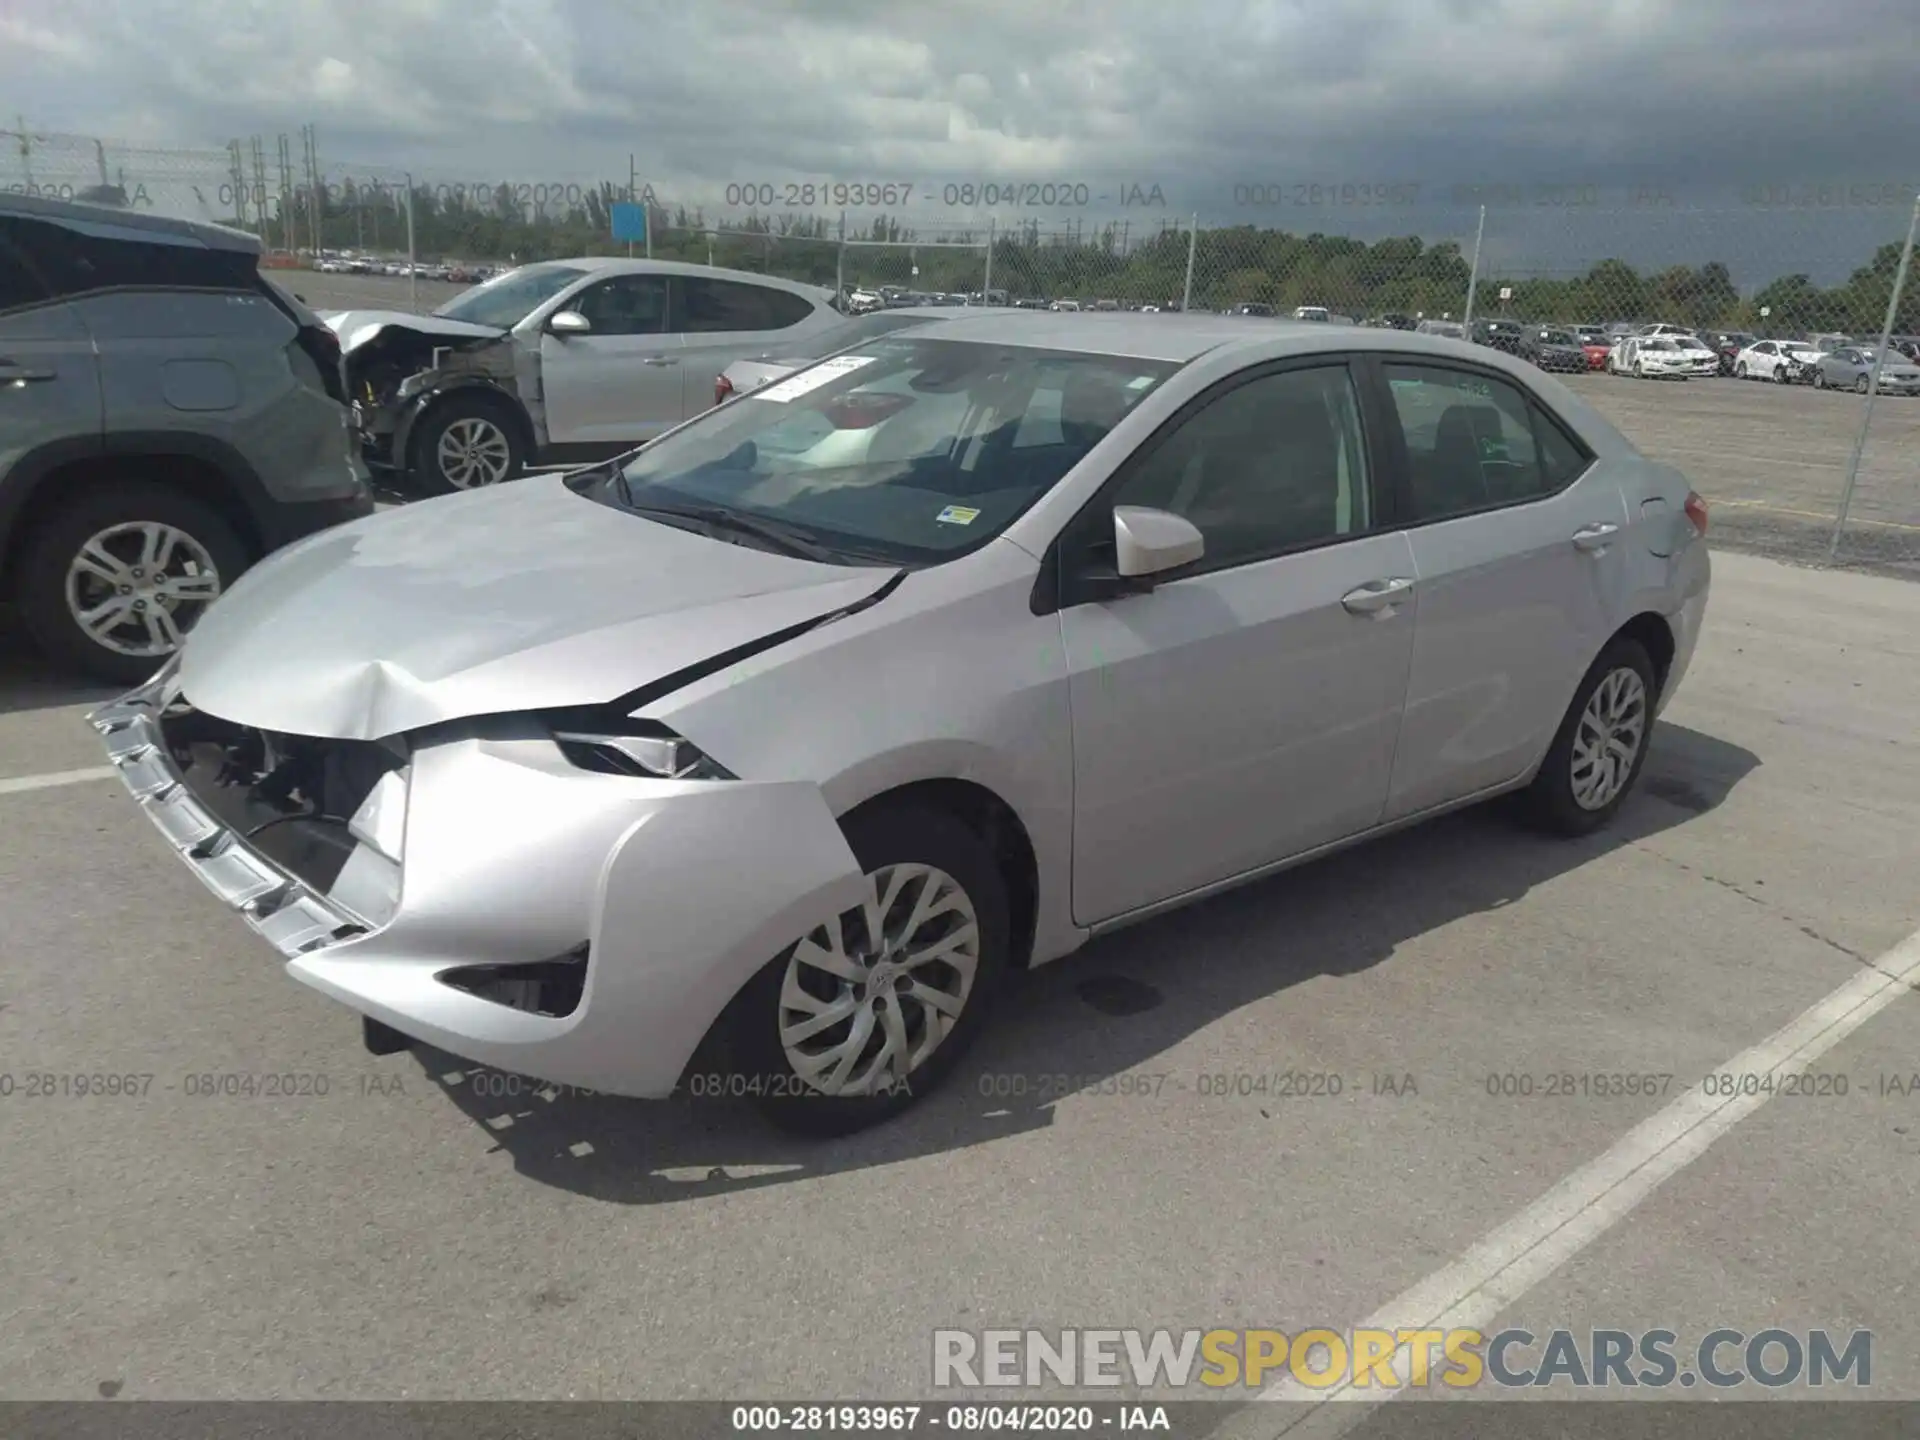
0;548;1917;1418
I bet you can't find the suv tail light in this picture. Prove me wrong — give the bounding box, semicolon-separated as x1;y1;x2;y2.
713;373;734;408
1684;491;1709;536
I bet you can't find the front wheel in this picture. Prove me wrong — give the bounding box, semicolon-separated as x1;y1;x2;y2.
1515;637;1657;837
722;806;1011;1136
409;395;526;497
1633;361;1644;378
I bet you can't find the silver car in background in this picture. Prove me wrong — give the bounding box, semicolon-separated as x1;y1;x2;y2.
1808;344;1920;395
329;258;848;495
91;316;1710;1136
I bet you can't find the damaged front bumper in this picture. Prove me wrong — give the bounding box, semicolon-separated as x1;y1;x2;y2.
90;666;868;1098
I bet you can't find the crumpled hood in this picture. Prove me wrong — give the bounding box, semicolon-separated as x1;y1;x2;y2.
177;475;899;741
323;309;506;353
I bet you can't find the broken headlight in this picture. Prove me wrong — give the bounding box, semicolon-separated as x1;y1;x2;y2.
548;718;737;781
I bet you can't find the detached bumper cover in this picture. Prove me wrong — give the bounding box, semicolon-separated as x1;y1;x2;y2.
91;671;867;1099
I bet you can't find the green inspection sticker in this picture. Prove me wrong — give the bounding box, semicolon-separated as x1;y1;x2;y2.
936;505;981;525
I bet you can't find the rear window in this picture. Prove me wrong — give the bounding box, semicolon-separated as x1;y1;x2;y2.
616;336;1177;564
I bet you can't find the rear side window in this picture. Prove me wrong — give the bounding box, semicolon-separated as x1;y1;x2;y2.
1382;363;1588;521
4;216;255;299
0;229;51;313
680;278;815;332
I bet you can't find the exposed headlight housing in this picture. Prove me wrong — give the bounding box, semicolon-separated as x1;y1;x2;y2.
548;718;737;781
347;768;411;862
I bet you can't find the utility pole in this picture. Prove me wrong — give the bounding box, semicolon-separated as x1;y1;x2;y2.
627;154;636;257
227;140;247;226
250;137;268;242
276;133;295;254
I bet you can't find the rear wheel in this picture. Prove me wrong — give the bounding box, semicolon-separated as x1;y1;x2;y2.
1735;361;1748;378
722;806;1011;1137
17;481;251;684
1516;637;1657;837
409;394;526;497
1856;374;1870;394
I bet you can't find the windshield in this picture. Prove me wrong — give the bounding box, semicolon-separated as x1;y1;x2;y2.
1646;339;1678;351
615;336;1176;564
433;264;588;328
1540;329;1577;345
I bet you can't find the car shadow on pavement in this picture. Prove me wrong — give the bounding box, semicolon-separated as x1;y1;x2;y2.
0;624;122;717
414;721;1758;1203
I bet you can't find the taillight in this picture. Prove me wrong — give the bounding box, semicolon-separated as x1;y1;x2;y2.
713;374;734;407
1684;492;1709;535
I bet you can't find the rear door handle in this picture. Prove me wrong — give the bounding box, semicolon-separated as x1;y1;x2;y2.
0;361;56;383
1572;522;1620;553
641;357;679;367
1341;577;1415;616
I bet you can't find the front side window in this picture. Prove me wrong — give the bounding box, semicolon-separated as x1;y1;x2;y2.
613;337;1175;563
570;274;669;335
1107;364;1372;569
434;264;587;328
1383;363;1586;521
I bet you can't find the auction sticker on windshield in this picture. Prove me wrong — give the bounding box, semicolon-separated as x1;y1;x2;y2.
936;505;981;525
754;354;881;402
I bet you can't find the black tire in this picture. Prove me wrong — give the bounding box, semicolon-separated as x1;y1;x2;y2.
723;805;1011;1137
1735;362;1747;379
408;393;526;497
1855;374;1870;394
17;481;252;684
1514;636;1659;838
1813;369;1825;389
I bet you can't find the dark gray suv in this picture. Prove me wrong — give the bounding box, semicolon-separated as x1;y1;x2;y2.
0;194;373;681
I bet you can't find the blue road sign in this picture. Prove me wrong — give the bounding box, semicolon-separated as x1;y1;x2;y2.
610;202;648;243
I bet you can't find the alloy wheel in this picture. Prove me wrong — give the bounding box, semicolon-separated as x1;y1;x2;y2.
777;862;980;1096
1856;375;1870;394
436;417;514;488
1570;666;1648;811
63;522;221;659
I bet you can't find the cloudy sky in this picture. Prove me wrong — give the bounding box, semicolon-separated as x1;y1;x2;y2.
2;0;1916;278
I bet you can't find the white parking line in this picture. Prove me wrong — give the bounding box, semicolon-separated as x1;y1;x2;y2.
0;765;117;796
1255;925;1920;1436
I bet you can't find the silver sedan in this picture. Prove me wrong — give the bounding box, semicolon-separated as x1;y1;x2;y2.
1809;345;1920;395
91;316;1711;1135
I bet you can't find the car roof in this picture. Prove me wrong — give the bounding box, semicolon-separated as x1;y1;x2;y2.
901;312;1593;367
514;254;834;298
0;189;263;254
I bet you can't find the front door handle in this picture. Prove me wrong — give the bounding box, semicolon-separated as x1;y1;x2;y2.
1341;577;1415;616
0;361;56;383
1572;522;1620;553
641;357;680;367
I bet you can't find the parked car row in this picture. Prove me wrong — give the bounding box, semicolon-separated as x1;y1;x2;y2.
313;251;505;284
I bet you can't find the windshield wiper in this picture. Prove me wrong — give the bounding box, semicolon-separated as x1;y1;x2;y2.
623;501;841;562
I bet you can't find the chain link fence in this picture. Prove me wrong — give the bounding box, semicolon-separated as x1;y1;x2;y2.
5;127;1916;574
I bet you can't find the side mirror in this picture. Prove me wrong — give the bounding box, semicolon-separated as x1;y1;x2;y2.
1114;505;1204;579
548;310;592;336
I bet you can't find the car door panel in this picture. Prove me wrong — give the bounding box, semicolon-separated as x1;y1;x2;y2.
1373;359;1630;820
1057;359;1415;926
535;274;683;446
1064;531;1418;923
0;228;103;476
1388;475;1629;816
